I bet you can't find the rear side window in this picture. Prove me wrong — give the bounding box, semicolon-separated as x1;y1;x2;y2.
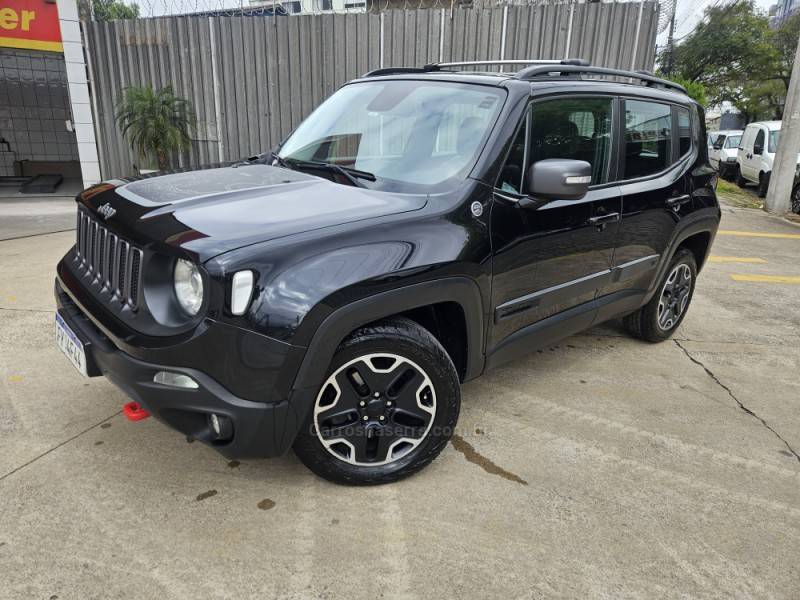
677;107;692;156
623;100;671;179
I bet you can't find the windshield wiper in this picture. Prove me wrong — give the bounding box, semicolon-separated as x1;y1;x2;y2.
270;151;292;169
283;158;376;188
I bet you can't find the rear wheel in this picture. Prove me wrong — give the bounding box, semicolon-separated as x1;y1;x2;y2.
293;317;460;485
623;249;697;343
735;167;748;188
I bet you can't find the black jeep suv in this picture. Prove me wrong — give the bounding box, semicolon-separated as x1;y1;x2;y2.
55;61;720;484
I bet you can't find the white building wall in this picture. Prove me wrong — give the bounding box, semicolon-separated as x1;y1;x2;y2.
56;0;101;188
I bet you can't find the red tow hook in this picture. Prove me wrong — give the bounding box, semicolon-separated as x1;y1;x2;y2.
123;401;150;421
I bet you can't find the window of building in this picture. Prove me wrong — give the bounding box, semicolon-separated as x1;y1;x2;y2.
624;100;671;179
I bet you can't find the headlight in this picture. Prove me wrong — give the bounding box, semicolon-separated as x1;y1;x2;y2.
174;258;204;316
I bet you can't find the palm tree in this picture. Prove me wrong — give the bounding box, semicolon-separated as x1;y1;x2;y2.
115;85;196;172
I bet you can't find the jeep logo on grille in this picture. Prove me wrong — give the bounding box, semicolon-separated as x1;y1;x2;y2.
96;203;116;220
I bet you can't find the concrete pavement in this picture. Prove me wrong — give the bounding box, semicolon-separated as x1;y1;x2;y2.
0;198;798;599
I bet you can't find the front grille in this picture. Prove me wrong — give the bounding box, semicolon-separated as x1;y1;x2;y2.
75;209;143;310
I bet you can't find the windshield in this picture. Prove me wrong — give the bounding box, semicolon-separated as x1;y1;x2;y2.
725;135;741;148
278;80;506;193
770;130;780;153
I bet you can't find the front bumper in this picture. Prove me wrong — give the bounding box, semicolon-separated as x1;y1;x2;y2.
55;277;312;459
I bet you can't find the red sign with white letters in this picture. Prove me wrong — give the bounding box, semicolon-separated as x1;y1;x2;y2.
0;0;62;53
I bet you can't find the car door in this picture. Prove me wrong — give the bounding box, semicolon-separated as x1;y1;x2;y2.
741;126;763;181
709;134;725;169
489;94;621;353
602;99;696;311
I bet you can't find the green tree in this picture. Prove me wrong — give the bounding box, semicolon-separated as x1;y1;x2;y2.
662;76;708;106
661;1;775;109
92;0;139;21
116;86;196;171
771;13;800;92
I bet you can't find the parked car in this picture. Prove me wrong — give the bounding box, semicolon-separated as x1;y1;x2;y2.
54;61;720;485
708;130;743;179
792;167;800;214
735;120;800;197
707;131;724;151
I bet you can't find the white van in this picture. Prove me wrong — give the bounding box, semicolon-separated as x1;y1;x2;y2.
735;121;792;197
709;130;743;179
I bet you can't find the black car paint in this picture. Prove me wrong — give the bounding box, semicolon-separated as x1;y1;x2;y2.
55;72;720;458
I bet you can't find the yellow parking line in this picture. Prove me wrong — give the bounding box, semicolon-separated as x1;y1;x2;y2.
718;230;800;240
708;256;767;264
730;274;800;284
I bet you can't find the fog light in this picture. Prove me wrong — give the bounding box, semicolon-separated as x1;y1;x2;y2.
208;413;233;440
153;371;199;389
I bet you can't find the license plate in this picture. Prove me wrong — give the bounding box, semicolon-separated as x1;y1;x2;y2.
55;313;88;377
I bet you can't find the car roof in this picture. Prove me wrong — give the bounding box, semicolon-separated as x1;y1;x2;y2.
353;61;691;100
747;121;782;130
349;71;694;105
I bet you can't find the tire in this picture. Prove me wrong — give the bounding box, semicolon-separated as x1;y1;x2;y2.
792;185;800;215
293;316;460;485
623;248;697;343
735;167;748;188
757;172;770;198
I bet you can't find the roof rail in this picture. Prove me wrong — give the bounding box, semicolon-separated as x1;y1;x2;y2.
363;58;590;78
424;58;590;69
515;64;687;94
363;65;442;77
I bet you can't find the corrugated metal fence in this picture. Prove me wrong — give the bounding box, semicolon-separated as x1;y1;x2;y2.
83;2;659;179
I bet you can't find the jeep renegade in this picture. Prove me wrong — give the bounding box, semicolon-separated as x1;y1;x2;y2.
55;60;720;485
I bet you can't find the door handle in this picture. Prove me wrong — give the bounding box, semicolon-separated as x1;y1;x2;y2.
666;194;692;209
588;212;620;229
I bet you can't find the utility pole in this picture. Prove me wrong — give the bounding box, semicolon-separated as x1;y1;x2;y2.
665;3;676;76
765;31;800;214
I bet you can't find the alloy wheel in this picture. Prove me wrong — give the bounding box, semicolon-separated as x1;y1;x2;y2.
313;353;437;466
657;263;692;331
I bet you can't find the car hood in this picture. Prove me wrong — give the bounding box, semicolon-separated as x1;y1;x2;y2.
79;165;427;261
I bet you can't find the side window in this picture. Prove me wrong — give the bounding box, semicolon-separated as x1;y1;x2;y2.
529;97;613;185
712;135;726;150
624;100;671;179
496;109;528;194
677;107;692;156
754;129;765;153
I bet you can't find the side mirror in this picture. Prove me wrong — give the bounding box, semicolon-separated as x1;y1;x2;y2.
524;159;592;203
753;143;763;155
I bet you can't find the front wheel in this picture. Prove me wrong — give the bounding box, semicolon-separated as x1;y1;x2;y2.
293;317;460;485
735;167;748;188
623;249;697;343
